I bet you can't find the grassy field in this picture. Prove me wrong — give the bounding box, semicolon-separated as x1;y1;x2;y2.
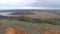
0;18;60;34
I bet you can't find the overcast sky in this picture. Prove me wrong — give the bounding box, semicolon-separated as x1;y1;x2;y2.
0;0;60;9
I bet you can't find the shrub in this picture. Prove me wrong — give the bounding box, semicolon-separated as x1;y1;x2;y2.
33;18;42;23
16;16;33;22
42;18;59;25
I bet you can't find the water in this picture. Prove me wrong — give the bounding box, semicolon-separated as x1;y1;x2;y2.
0;12;14;16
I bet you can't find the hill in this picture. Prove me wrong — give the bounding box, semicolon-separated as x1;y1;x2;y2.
0;20;60;34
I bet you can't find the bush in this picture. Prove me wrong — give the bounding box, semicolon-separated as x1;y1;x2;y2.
16;16;25;21
16;16;33;22
33;18;42;23
42;18;60;25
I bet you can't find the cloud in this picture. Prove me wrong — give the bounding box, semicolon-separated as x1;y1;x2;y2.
18;6;48;9
0;0;48;9
0;0;38;6
0;0;60;9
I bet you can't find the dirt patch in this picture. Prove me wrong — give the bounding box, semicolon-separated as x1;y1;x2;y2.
5;27;28;34
40;29;60;34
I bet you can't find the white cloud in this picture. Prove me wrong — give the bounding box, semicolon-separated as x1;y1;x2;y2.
0;0;59;9
0;0;38;5
0;6;48;10
19;6;48;9
0;0;48;9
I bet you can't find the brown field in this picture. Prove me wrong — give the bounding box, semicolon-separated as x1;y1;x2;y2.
40;29;60;34
8;12;60;18
24;12;60;18
36;12;60;18
5;27;28;34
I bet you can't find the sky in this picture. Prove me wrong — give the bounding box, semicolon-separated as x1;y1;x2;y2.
0;0;60;9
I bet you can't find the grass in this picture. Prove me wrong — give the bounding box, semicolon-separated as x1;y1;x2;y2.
0;16;60;25
15;16;60;25
0;18;39;34
0;18;60;34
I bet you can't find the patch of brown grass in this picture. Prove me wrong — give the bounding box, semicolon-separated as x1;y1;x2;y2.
36;12;60;18
5;27;28;34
